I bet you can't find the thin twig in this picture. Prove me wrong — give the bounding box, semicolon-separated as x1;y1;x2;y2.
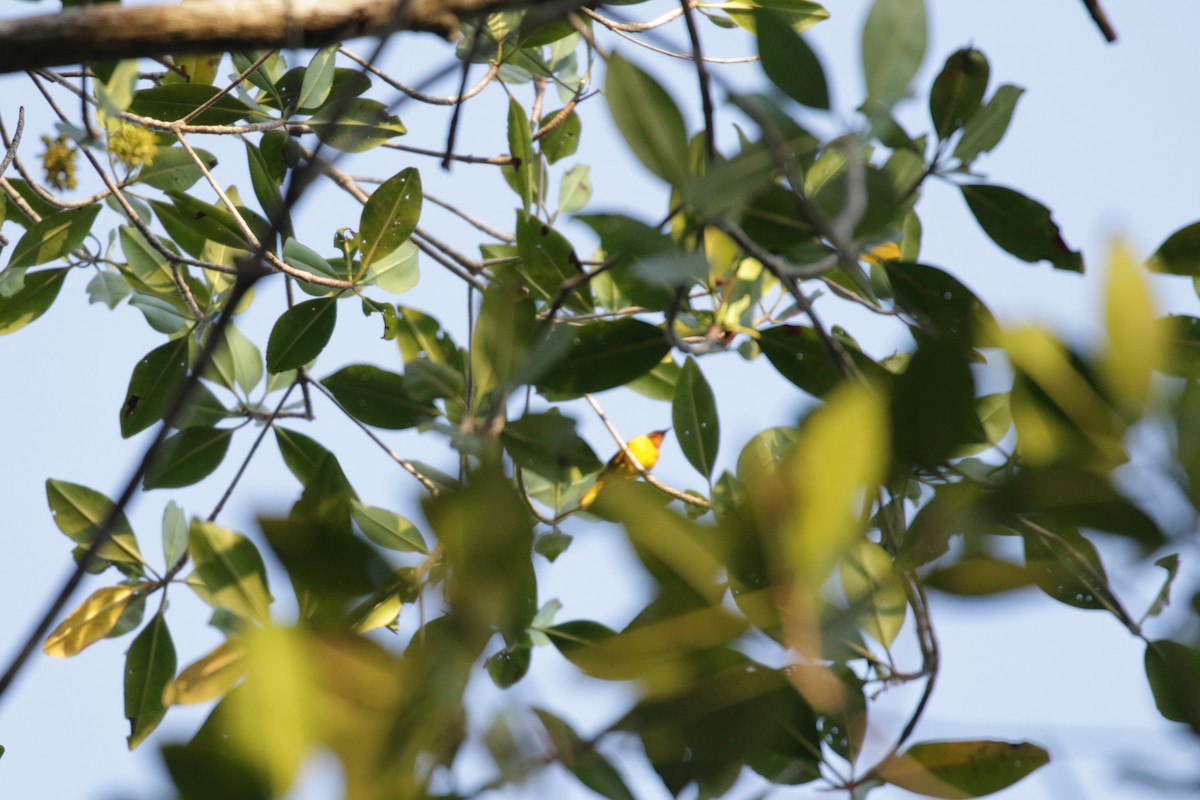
304;372;441;496
0;106;23;180
181;50;275;125
584;394;710;509
678;0;716;162
1081;0;1118;42
425;193;514;242
208;382;298;521
382;140;512;165
340;47;500;105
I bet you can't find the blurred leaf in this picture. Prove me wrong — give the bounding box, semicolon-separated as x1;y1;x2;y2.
1144;640;1200;733
144;427;234;489
535;708;637;800
502;412;601;482
162;501;188;569
321;364;436;429
165;638;247;706
840;540;906;647
229;626;316;794
1158;315;1200;379
885;261;994;347
861;0;927;108
961;184;1083;272
924;557;1033;597
1101;241;1161;413
187;520;273;624
929;48;989;139
46;479;144;568
1143;554;1180;622
891;339;982;467
120;338;189;438
756;9;829;109
874;739;1049;798
672;357;720;479
350;501;428;554
536;318;670;397
953;84;1023;166
266;298;337;374
628;356;681;402
485;642;531;689
721;0;829;33
124;609;176;749
44;585;139;658
605;53;690;187
759;325;884;396
359;167;422;270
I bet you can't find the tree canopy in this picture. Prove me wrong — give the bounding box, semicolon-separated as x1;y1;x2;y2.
0;0;1197;798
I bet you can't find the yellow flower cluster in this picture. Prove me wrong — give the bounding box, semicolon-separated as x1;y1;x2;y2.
40;135;78;191
106;121;158;171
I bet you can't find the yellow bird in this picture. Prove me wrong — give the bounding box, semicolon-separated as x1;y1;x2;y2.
579;430;669;508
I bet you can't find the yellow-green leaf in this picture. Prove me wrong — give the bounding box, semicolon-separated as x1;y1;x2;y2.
44;585;140;658
187;520;273;624
840;540;907;647
229;625;317;794
1101;240;1161;414
164;638;247;706
875;739;1050;798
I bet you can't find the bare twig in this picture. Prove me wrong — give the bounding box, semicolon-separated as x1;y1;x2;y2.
340;47;500;105
1081;0;1118;42
584;394;710;509
0;106;22;180
208;382;299;522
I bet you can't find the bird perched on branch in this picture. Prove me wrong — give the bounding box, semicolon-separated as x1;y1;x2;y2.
579;430;669;508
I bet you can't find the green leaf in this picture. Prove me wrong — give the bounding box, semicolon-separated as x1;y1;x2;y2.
840;540;906;647
121;338;190;438
6;204;101;272
296;44;337;113
266;298;337;373
273;427;335;486
536;318;670;397
892;340;981;467
759;325;880;396
885;262;994;346
350;500;428;554
1143;554;1180;621
929;48;989;140
244;142;290;238
309;98;406;153
359;167;422;270
204;323;264;396
1145;640;1200;732
162;501;188;568
321;364;436;429
501;413;601;481
538;109;582;163
961;184;1083;272
756;9;830;109
861;0;927;108
187;520;273;623
0;268;68;336
672;357;719;479
128;83;254;125
165;191;255;251
1150;220;1200;276
875;740;1050;798
118;226;178;295
605;53;690;187
43;585;140;658
953;84;1023;166
87;268;131;309
144;427;235;489
506;97;536;211
557;164;592;216
535;709;637;800
46;479;144;568
134;146;215;192
719;0;829;32
124;609;177;749
515;210;590;310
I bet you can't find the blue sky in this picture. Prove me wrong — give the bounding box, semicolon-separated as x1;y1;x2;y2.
0;1;1198;798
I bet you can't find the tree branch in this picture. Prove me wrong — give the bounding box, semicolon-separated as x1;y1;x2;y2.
0;0;543;74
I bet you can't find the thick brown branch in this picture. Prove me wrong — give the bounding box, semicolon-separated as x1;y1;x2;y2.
0;0;529;74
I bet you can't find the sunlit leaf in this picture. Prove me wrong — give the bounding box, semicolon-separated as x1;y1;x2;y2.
874;739;1050;798
46;479;144;568
187;520;273;623
44;585;140;658
164;638;247;706
0;268;68;336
